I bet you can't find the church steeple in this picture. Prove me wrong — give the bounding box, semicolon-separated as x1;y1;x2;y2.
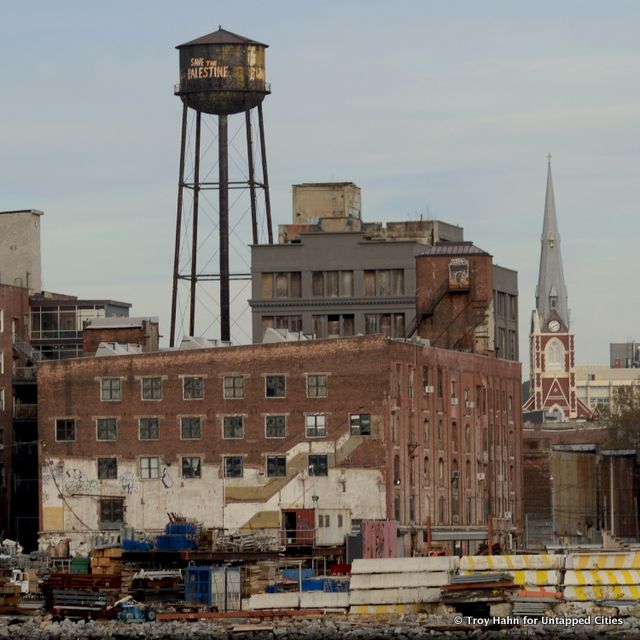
535;156;569;328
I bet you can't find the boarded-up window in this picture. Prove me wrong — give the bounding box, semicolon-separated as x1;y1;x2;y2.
393;313;405;337
392;269;404;295
275;273;288;298
365;314;378;334
290;272;301;298
340;271;353;297
380;314;391;337
261;273;274;298
377;270;390;296
326;271;339;297
312;271;323;297
312;315;325;338
364;270;375;296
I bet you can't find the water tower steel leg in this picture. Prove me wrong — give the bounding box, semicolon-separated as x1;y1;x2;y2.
170;103;188;347
219;114;231;342
189;111;202;337
257;104;273;244
245;109;258;245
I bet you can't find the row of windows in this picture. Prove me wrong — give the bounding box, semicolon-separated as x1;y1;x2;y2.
99;374;330;402
55;413;371;442
259;270;405;300
95;453;330;480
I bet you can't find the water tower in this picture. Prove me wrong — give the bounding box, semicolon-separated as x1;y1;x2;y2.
169;27;273;346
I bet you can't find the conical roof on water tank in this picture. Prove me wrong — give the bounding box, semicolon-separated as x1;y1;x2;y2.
175;27;269;115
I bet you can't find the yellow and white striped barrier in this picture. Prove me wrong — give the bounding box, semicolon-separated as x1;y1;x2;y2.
563;585;640;601
566;553;640;570
565;569;640;586
460;554;564;571
462;569;561;586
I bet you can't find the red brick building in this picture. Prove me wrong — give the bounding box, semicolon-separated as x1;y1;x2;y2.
38;334;522;555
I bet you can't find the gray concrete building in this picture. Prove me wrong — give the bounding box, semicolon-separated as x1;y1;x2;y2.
250;183;519;360
0;210;43;292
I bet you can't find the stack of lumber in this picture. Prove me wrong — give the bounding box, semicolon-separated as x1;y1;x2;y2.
91;546;124;576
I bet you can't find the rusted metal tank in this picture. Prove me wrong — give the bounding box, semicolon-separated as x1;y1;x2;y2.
176;27;269;115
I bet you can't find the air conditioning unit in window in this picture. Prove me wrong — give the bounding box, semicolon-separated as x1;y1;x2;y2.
477;472;485;480
451;398;459;406
466;401;476;408
423;385;434;394
505;511;512;519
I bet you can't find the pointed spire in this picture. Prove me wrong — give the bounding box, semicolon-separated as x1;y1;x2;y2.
535;156;569;327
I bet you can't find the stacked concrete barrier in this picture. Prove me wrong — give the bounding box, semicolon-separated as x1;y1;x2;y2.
564;552;640;601
460;554;564;594
349;557;458;615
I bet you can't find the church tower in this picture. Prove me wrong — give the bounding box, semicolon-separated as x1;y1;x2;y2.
523;158;591;420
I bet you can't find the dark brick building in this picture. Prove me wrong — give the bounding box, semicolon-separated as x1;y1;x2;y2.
38;334;522;555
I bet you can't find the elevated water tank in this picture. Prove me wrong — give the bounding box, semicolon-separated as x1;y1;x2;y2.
175;27;269;115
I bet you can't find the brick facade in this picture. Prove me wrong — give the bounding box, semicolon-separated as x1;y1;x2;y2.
38;335;522;554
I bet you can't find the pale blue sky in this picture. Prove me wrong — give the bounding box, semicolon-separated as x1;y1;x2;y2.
2;1;639;365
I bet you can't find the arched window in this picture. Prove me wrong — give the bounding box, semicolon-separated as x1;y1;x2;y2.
423;456;430;484
438;458;444;486
423;419;429;447
464;424;471;450
437;419;443;441
465;459;471;489
546;338;564;370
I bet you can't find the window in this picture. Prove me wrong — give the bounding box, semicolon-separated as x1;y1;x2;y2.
97;418;117;441
266;375;286;398
305;414;326;437
56;419;76;441
142;377;162;400
393;455;400;484
546;339;564;370
311;271;354;297
308;454;328;476
436;369;443;398
101;378;121;401
350;414;371;435
438;496;446;525
181;416;201;440
0;352;3;375
0;388;3;412
182;456;201;479
183;376;204;400
224;456;243;478
307;374;328;398
265;415;286;438
423;419;429;447
139;417;159;440
267;455;286;477
98;457;117;480
261;272;302;299
99;498;124;529
393;494;401;521
224;376;244;399
140;456;160;479
364;269;404;296
261;315;302;334
223;416;244;439
438;458;444;486
409;495;416;523
423;456;430;483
